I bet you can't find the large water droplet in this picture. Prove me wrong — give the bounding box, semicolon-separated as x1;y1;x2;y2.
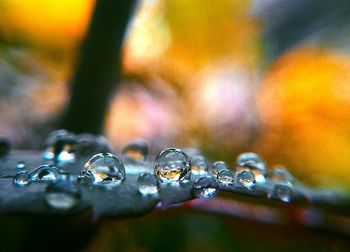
16;161;26;169
43;129;77;165
154;148;191;183
217;169;234;184
13;171;30;186
30;165;60;182
237;152;267;171
212;161;228;176
191;155;209;175
192;176;219;198
137;172;159;195
236;170;256;190
80;153;126;187
272;184;293;203
0;136;10;157
45;180;81;210
122;139;149;162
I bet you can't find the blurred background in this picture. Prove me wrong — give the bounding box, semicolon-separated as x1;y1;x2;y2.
0;0;350;250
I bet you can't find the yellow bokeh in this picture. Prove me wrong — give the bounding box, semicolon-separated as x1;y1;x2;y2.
0;0;94;49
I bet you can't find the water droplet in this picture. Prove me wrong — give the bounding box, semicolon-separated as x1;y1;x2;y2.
271;166;294;186
43;129;76;165
76;134;111;157
236;170;256;190
191;155;209;175
154;148;191;183
30;165;60;182
217;169;234;184
192;176;219;198
80;153;126;187
137;172;159;195
269;166;294;202
45;180;81;210
234;158;268;185
16;161;26;169
0;136;10;157
237;152;267;171
122;139;149;162
212;161;228;176
272;184;293;203
13;171;30;186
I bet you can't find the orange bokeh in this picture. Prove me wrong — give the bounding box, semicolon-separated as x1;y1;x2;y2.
257;47;350;188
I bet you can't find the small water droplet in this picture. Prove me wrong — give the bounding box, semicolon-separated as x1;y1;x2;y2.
236;170;256;190
16;161;26;169
217;169;234;184
212;161;228;176
0;136;10;157
154;148;191;183
271;166;294;186
192;176;219;198
137;173;159;195
79;153;126;187
191;155;209;175
43;129;76;165
45;180;81;210
122;139;149;162
272;184;293;202
30;165;60;182
76;134;111;157
237;152;267;171
13;171;30;186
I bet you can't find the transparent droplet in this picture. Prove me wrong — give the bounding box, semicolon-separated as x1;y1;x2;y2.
43;129;77;165
236;170;256;190
16;161;26;169
154;148;191;183
45;180;81;210
237;152;267;171
217;169;234;184
122;139;149;162
30;165;60;182
137;172;159;195
191;155;209;175
212;161;228;176
192;176;219;198
80;153;126;187
272;184;293;203
13;171;30;186
76;134;112;157
271;166;294;186
234;163;268;185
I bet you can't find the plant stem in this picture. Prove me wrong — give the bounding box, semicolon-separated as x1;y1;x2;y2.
61;0;137;134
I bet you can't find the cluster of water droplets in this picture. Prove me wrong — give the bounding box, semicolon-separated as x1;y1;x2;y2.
11;130;300;212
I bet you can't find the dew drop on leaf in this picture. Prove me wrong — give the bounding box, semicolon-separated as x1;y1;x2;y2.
122;139;149;162
137;172;159;195
191;155;209;176
13;171;30;186
30;165;61;182
16;161;26;169
79;153;126;188
236;169;256;190
212;161;228;176
217;169;234;184
192;176;219;198
154;148;191;183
